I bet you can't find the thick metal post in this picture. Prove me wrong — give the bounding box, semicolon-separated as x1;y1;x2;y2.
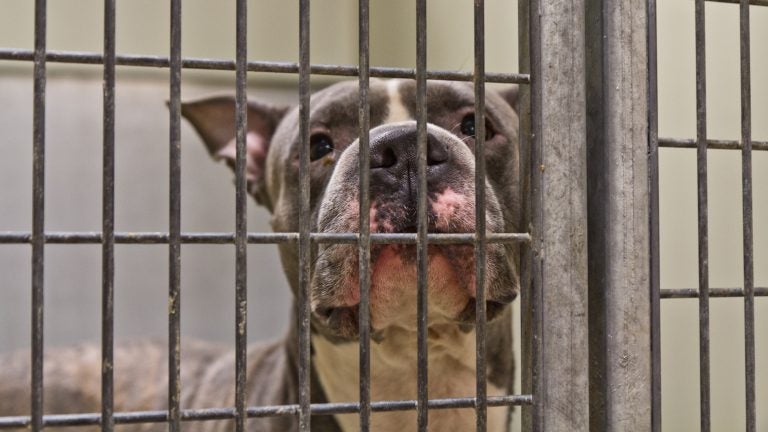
529;0;589;429
585;0;652;430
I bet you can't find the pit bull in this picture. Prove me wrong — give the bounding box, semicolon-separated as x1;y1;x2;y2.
0;79;521;432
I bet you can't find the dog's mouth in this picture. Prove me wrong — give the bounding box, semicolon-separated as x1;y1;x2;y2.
310;186;518;341
310;240;517;340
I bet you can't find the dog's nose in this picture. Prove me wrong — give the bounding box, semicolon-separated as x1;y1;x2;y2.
369;126;449;175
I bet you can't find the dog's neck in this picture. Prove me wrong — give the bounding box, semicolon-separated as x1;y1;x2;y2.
311;324;508;432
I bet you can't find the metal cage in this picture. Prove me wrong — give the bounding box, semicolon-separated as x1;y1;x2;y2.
0;0;763;430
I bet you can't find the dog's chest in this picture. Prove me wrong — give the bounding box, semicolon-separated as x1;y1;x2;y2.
312;329;507;432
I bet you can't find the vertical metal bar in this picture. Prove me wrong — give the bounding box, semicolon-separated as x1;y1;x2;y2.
357;0;372;430
234;0;248;429
101;0;116;430
168;0;183;429
694;0;711;429
517;0;534;429
585;0;652;429
530;0;589;428
31;0;47;429
647;0;662;428
415;0;428;430
472;0;488;430
298;0;311;430
738;1;755;430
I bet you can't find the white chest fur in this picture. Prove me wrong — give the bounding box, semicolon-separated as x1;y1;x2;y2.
312;326;508;432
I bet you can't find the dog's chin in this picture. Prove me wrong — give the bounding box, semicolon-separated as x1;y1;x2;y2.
311;245;512;341
312;299;510;341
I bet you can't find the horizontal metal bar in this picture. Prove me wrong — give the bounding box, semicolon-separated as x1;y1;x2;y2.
659;137;768;151
708;0;768;6
661;287;768;299
0;231;532;245
0;395;534;429
0;49;531;84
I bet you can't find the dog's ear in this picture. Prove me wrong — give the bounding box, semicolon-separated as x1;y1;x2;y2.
180;96;288;209
496;85;520;113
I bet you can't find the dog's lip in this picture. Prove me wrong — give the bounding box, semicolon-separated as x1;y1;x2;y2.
311;299;512;336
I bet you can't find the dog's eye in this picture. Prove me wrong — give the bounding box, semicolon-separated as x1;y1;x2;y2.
459;113;496;141
310;133;334;161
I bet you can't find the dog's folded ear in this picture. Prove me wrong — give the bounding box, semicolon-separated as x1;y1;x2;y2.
497;85;520;113
180;96;288;210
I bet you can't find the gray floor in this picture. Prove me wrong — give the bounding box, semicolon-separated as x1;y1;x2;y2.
0;72;298;352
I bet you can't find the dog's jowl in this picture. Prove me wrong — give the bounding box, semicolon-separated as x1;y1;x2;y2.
0;79;521;432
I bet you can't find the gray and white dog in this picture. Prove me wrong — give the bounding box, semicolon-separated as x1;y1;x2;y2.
0;79;521;432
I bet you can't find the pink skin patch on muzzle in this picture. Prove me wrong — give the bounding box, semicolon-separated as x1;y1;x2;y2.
430;187;475;232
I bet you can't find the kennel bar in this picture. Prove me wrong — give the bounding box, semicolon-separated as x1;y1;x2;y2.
738;0;756;429
298;0;312;429
647;0;661;427
167;0;183;429
101;0;117;430
0;395;534;429
357;0;372;430
30;0;46;429
695;0;712;429
585;0;652;429
528;0;591;429
234;0;249;429
415;0;429;429
473;0;489;429
0;50;529;84
0;231;532;245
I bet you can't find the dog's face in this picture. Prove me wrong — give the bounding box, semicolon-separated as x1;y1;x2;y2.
182;79;520;341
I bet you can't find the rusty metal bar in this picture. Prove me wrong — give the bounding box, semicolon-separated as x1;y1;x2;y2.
473;0;488;430
661;287;768;299
647;0;661;428
694;0;712;429
233;0;248;429
30;0;47;429
658;137;768;151
709;0;768;5
415;0;428;428
167;0;183;429
739;1;756;430
518;0;535;428
101;0;117;430
0;49;530;84
0;231;532;245
0;394;534;429
297;0;312;429
357;0;371;429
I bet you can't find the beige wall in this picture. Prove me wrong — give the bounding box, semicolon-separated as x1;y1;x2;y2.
0;0;765;430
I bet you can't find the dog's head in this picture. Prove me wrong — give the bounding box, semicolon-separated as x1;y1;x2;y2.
181;79;520;341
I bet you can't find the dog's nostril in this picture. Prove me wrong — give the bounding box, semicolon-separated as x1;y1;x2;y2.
427;138;449;166
379;147;397;169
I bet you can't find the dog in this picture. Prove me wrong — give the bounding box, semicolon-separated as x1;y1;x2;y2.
0;79;521;432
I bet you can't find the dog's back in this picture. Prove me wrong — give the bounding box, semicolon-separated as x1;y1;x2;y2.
0;340;299;432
